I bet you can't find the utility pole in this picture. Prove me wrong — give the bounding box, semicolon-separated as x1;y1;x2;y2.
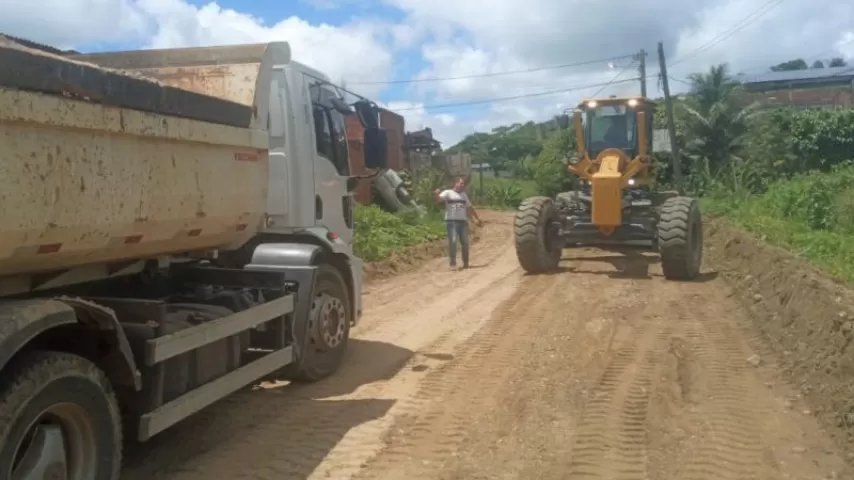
657;41;683;193
638;49;647;98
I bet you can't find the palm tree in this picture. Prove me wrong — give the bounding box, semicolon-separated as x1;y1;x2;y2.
679;63;760;193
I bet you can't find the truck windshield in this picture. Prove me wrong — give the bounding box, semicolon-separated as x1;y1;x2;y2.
586;105;636;152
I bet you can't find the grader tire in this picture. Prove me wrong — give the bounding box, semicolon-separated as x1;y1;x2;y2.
514;196;561;274
657;196;703;280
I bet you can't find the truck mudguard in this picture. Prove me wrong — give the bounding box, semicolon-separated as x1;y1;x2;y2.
0;298;141;390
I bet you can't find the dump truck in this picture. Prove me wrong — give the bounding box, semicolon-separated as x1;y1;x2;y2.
0;39;388;479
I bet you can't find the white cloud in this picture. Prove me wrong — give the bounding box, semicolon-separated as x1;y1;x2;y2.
380;0;854;144
2;0;854;146
0;0;148;49
1;0;396;97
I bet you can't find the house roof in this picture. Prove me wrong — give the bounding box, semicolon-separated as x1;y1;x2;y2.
736;66;854;88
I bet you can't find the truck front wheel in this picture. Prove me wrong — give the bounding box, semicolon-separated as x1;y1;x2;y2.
0;351;122;480
283;264;351;382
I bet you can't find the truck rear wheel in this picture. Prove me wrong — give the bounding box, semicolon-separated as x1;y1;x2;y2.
282;264;351;382
514;196;562;273
657;196;703;280
0;351;122;480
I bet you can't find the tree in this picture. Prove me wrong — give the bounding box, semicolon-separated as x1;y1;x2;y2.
532;129;575;197
811;60;825;69
447;121;549;176
829;57;849;67
680;63;760;193
685;64;741;114
770;58;808;71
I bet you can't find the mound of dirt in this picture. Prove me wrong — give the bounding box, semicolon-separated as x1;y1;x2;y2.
705;217;854;449
363;225;483;283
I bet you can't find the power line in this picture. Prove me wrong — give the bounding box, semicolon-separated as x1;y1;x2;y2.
391;78;639;112
589;61;638;98
670;0;785;67
349;53;637;85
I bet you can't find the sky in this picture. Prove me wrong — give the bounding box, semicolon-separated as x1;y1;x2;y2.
1;0;853;146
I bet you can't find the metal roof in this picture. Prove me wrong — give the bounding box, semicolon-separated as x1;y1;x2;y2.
736;66;854;85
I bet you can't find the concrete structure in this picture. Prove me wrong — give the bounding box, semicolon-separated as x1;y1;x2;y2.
735;67;854;109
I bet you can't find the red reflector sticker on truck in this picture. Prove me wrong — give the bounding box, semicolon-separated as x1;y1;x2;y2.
36;243;62;254
234;152;260;162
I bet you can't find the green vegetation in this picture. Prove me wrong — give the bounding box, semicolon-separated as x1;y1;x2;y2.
706;165;854;283
469;176;538;210
672;64;854;283
353;204;446;262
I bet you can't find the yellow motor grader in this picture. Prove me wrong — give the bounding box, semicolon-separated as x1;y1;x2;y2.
513;96;702;280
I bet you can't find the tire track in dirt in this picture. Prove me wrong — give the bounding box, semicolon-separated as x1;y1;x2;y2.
120;213;523;480
354;274;562;480
566;321;669;480
660;290;772;480
356;249;655;480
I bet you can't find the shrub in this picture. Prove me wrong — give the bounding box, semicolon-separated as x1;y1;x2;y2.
353;205;446;262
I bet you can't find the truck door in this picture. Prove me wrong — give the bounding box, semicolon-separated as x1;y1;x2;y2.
309;82;354;245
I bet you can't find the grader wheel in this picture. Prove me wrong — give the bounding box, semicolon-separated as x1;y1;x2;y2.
514;196;561;273
657;196;703;280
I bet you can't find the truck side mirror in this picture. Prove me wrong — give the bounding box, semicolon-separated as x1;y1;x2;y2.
331;97;354;115
555;114;570;130
364;127;388;169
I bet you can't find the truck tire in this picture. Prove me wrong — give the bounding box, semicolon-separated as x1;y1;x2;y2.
657;196;703;280
282;264;351;382
514;196;562;273
0;351;122;480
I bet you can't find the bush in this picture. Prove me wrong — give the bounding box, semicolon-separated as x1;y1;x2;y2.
469;177;534;209
709;164;854;283
353;205;446;262
483;182;523;208
761;164;854;231
531;129;575;198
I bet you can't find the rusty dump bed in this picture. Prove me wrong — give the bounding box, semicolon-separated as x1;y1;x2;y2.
0;40;253;129
0;42;291;283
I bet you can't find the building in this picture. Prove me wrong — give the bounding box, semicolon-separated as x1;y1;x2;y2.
345;107;406;204
735;67;854;109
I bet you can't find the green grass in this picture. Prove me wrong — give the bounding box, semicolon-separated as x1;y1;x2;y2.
353;204;447;262
469;176;539;209
704;169;854;284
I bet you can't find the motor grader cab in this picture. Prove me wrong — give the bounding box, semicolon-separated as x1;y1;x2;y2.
514;96;703;280
565;97;657;231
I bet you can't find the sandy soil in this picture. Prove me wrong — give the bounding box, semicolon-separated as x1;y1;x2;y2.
120;211;852;480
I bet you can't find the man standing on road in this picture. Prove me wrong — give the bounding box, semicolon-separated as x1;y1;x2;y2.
435;177;482;270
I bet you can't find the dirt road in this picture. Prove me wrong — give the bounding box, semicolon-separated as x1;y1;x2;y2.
122;211;849;480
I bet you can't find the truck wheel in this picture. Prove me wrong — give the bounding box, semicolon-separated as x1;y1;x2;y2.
0;351;122;480
657;196;703;280
514;196;562;273
283;264;351;382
